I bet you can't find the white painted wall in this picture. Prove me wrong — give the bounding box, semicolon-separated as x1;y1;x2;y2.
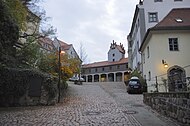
142;31;190;92
142;0;190;31
108;48;123;62
67;46;79;59
131;12;142;69
129;0;190;71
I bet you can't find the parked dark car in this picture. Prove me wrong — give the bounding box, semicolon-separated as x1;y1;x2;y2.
126;77;142;94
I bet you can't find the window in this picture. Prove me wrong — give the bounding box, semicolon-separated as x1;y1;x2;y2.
169;38;179;51
154;0;163;2
89;69;91;73
137;41;139;50
148;12;158;22
102;67;104;71
112;54;115;57
143;53;145;63
109;66;112;70
148;71;151;81
117;65;120;69
113;59;115;62
95;68;97;72
147;46;150;58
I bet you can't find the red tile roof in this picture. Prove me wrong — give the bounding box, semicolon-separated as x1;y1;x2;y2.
110;40;125;54
140;8;190;52
116;45;125;54
82;58;128;68
154;8;190;29
56;39;72;50
39;37;54;45
38;37;55;51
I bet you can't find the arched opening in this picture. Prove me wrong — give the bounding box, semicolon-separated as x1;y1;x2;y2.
88;75;92;82
94;74;99;82
124;71;130;81
168;66;186;92
82;75;86;82
108;73;114;82
116;72;122;82
101;74;107;82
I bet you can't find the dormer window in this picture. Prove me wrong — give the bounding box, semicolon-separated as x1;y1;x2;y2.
175;18;183;23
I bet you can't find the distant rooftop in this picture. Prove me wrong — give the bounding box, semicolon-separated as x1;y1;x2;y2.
82;58;128;68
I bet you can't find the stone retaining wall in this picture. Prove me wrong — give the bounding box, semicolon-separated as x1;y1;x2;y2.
0;67;58;107
143;92;190;125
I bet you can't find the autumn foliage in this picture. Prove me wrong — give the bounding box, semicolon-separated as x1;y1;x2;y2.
37;51;80;81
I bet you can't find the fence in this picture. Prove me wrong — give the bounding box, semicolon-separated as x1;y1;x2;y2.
147;65;190;92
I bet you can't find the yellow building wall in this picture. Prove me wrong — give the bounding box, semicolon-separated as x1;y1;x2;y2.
142;31;190;92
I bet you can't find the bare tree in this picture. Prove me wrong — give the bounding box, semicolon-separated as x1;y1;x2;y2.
19;0;56;41
76;42;88;84
78;42;88;64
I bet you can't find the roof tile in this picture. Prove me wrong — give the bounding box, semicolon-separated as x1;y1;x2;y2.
82;58;128;68
154;8;190;29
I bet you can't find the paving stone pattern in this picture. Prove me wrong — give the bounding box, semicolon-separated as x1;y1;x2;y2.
0;82;181;126
0;82;141;126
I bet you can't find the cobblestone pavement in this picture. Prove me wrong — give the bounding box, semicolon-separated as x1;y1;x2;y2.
0;82;181;126
99;82;181;126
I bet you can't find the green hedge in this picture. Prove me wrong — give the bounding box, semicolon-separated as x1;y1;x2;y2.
0;67;58;106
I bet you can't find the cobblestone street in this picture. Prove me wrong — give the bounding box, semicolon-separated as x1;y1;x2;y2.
0;82;180;126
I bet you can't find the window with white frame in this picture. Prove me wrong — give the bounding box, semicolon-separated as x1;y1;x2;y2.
148;12;158;22
169;38;179;51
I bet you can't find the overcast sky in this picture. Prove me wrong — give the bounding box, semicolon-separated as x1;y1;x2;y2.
39;0;139;64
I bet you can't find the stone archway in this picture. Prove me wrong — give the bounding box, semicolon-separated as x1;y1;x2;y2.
167;65;186;92
82;75;86;82
124;72;130;82
94;74;99;82
100;74;107;82
88;75;92;82
108;73;114;82
116;72;122;82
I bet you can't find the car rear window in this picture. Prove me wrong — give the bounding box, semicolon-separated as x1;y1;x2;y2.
129;79;140;85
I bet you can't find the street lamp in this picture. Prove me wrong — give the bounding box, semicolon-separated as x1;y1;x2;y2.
162;60;168;68
58;46;65;103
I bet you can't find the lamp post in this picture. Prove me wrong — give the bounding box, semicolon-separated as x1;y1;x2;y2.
58;46;65;103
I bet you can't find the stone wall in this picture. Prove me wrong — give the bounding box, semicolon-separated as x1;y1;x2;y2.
0;67;58;107
143;92;190;125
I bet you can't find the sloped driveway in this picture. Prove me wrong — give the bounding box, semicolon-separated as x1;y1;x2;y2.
0;82;181;126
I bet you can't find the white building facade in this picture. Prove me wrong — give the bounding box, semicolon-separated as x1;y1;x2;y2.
53;37;79;59
82;41;129;82
139;8;190;92
127;0;190;71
